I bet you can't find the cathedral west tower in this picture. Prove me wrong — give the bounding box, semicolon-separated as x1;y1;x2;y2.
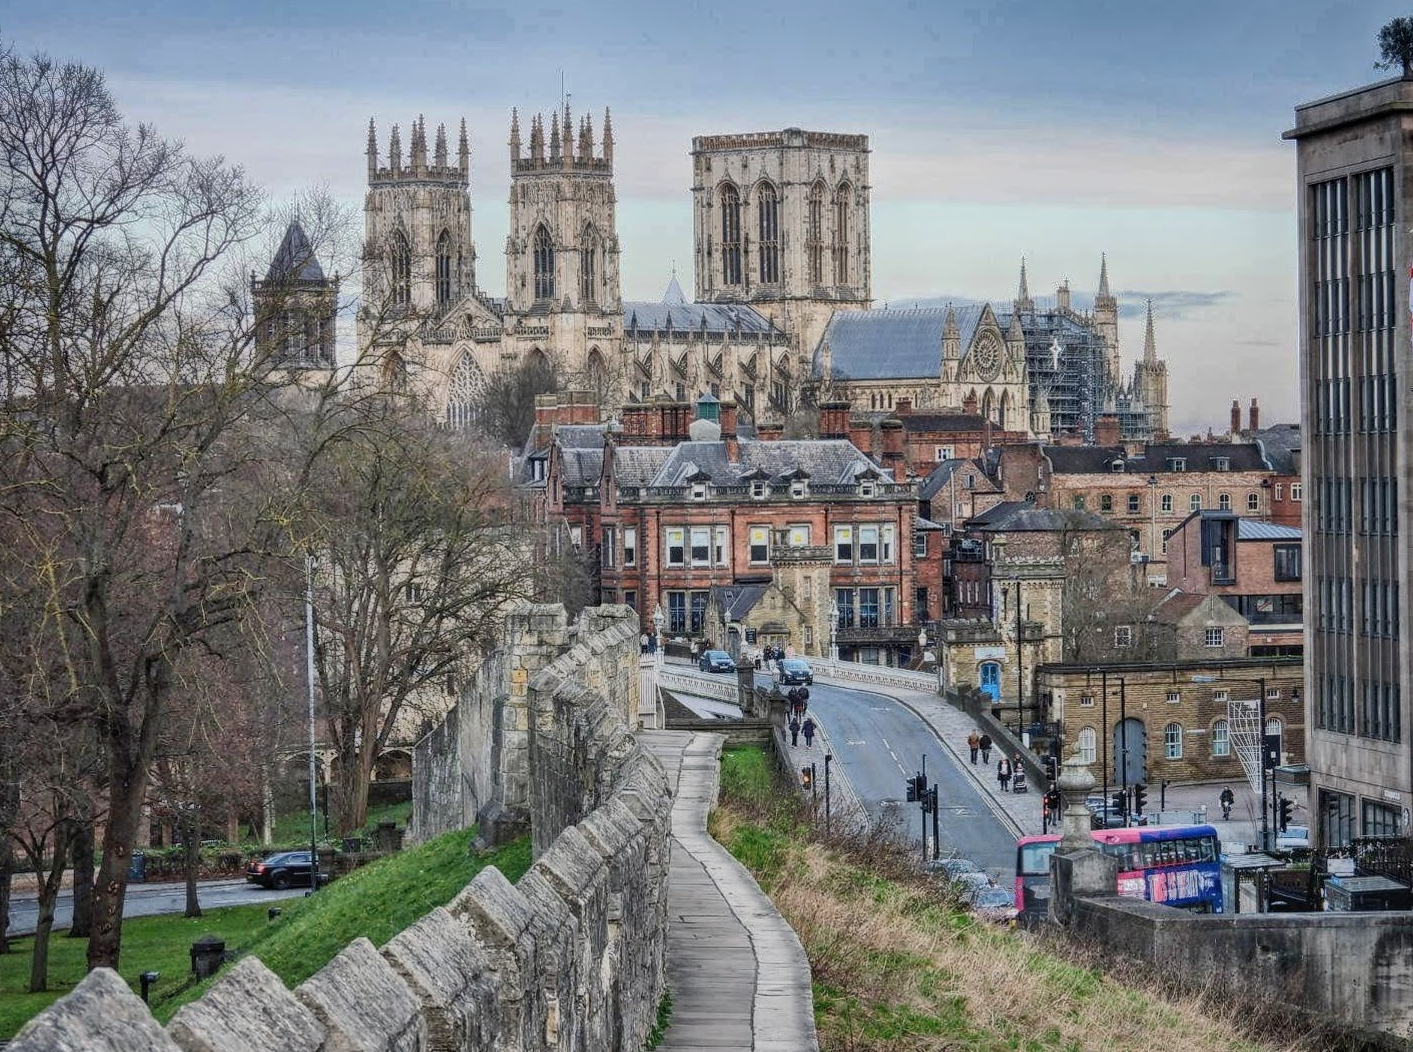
691;129;872;373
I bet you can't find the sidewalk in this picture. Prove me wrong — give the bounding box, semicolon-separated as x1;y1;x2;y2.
640;730;818;1052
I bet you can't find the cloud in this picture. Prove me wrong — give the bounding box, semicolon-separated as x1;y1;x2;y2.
1115;289;1234;320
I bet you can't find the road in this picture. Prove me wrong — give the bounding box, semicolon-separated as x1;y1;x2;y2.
786;679;1021;881
6;879;307;938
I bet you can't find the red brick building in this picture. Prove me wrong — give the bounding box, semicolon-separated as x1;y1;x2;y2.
541;398;924;665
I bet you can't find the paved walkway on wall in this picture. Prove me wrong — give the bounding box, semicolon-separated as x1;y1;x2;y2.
641;730;819;1052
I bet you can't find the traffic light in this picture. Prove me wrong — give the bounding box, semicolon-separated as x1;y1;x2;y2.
1111;792;1125;814
1278;795;1293;833
906;772;927;803
1133;784;1148;815
800;766;813;790
906;775;919;802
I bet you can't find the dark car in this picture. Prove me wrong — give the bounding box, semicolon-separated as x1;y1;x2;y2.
779;657;813;685
246;850;317;889
698;649;736;673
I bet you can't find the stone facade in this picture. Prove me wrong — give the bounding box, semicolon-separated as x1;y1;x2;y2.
16;603;669;1052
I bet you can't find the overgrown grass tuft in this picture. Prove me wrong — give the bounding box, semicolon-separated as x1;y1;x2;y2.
712;745;1316;1052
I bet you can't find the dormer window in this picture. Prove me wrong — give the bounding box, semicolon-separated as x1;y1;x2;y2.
859;480;876;498
791;480;807;499
1168;458;1187;472
1213;457;1230;472
1111;459;1125;473
750;480;767;499
691;482;707;501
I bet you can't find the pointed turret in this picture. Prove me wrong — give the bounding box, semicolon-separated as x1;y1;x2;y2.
458;117;470;176
562;101;573;163
411;114;427;173
530;114;544;161
549;110;561;162
510;108;522;162
434;122;448;168
1007;311;1024;342
1098;252;1111;298
579;115;593;162
366;118;378;179
602;108;614;166
389;123;403;174
1143;298;1158;362
1014;257;1033;313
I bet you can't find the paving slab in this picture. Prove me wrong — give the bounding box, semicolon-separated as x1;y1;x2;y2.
641;730;819;1052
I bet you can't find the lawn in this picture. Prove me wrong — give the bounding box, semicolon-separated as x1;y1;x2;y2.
0;826;531;1039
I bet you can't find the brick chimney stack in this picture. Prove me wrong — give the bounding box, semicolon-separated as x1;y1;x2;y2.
756;422;784;441
895;398;913;416
719;400;739;460
1230;399;1241;436
880;419;905;470
1249;397;1259;433
963;390;979;415
819;400;851;440
1094;415;1121;447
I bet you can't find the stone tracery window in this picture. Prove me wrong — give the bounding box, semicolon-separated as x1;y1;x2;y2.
757;182;779;284
832;182;851;285
807;180;825;285
720;183;742;286
580;223;599;305
435;230;454;307
390;229;411;307
533;224;555;301
445;353;483;430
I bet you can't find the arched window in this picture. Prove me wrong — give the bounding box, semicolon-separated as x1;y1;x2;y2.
390;230;411;308
445;353;483;431
1077;727;1097;764
998;390;1010;429
1218;492;1232;510
832;182;851;285
757;182;779;283
586;347;606;400
1100;493;1113;513
981;388;995;423
720;184;741;286
435;230;453;307
1164;722;1183;760
1212;718;1230;757
807;181;825;285
533;225;555;301
580;225;598;305
1190;493;1202;512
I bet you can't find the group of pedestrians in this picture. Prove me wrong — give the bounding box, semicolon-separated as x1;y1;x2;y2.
763;642;787;671
965;730;993;766
787;685;814;747
995;753;1027;793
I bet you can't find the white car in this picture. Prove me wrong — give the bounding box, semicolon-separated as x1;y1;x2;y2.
1276;825;1311;851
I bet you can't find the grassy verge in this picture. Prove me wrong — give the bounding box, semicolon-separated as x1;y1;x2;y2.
0;827;530;1038
711;745;1312;1052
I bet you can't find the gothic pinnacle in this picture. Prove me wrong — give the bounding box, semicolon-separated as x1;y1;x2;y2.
458;117;470;175
602;107;614;165
1143;298;1157;362
434;122;448;167
1017;257;1030;302
366;117;378;177
1098;252;1111;298
389;122;402;171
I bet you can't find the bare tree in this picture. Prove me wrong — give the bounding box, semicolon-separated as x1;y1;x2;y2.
0;43;344;971
297;397;537;833
474;354;561;448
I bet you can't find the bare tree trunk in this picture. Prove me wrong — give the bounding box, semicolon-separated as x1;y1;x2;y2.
67;819;94;938
27;827;71;993
261;765;274;847
87;759;149;972
333;738;374;836
182;815;202;919
0;839;12;955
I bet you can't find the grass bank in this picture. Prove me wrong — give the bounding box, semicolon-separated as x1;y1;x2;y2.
0;827;530;1038
710;745;1318;1052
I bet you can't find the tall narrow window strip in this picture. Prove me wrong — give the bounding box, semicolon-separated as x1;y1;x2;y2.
720;184;742;286
757;183;779;284
807;181;825;285
391;230;411;307
833;182;851;285
533;225;556;301
435;229;453;307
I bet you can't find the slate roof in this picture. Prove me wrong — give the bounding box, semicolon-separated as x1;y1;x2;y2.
556;424;608;449
622;280;783;337
1237;519;1302;542
645;437;889;487
1044;442;1273;476
1247;425;1301;475
558;447;605;486
266;222;325;283
710;583;769;621
918;458;995;500
896;412;992;433
966;502;1121;533
611;446;674;487
815;305;985;380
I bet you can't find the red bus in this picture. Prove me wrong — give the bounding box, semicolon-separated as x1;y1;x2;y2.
1015;824;1223;917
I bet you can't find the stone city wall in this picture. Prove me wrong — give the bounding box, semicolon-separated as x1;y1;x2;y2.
11;603;669;1052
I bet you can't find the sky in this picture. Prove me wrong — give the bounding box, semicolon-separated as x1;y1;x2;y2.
6;1;1407;434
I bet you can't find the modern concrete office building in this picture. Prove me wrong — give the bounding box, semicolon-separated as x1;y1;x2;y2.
1285;77;1409;848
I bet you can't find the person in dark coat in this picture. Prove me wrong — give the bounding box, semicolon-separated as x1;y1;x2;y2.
802;717;816;749
979;734;993;764
997;757;1011;792
789;716;800;747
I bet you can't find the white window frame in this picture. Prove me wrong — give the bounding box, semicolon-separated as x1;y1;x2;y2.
790;480;807;499
691;482;707;501
881;524;895;563
1166;690;1181;704
1190;493;1202;512
602;525;616;569
914;532;928;557
1291;483;1303;501
1161;494;1173;513
934;445;954;462
1078;693;1094;708
665;527;685;567
623;527;637;567
750;480;767;499
713;525;728;566
859;480;876;498
1078;727;1097;763
1218;493;1232;510
1212;719;1230;757
858;525;879;563
1204;627;1225;648
834;525;854;563
689;526;711;567
1164;722;1183;760
1247;492;1260;512
1274;482;1284;501
749;525;770;564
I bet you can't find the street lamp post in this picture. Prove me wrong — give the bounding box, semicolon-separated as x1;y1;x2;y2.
1014;577;1024;738
652;603;666;668
1147;475;1159;573
304;553;320;894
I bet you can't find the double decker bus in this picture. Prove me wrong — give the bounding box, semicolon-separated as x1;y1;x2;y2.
1015;824;1223;917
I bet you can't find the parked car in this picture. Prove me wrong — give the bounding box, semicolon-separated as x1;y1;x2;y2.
246;850;318;890
968;884;1019;923
698;649;736;673
1276;825;1311;851
927;857;982;881
779;657;813;685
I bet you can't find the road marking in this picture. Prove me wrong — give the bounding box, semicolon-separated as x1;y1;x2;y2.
845;739;866;746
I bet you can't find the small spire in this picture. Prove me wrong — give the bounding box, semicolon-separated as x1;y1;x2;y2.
434;122;448;167
366;117;378;177
563;100;573;163
549;110;561;161
1098;252;1111;298
530;114;544;161
1016;256;1032;309
458;117;470;175
579;115;592;162
602;108;614;165
509;108;521;161
1008;311;1024;340
1143;298;1157;362
412;114;427;170
389;122;402;172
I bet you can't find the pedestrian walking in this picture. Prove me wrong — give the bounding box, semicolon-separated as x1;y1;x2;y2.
789;717;800;747
640;632;649;654
1219;785;1235;821
997;757;1011;792
797;687;809;715
967;731;980;765
802;717;816;749
979;734;993;764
